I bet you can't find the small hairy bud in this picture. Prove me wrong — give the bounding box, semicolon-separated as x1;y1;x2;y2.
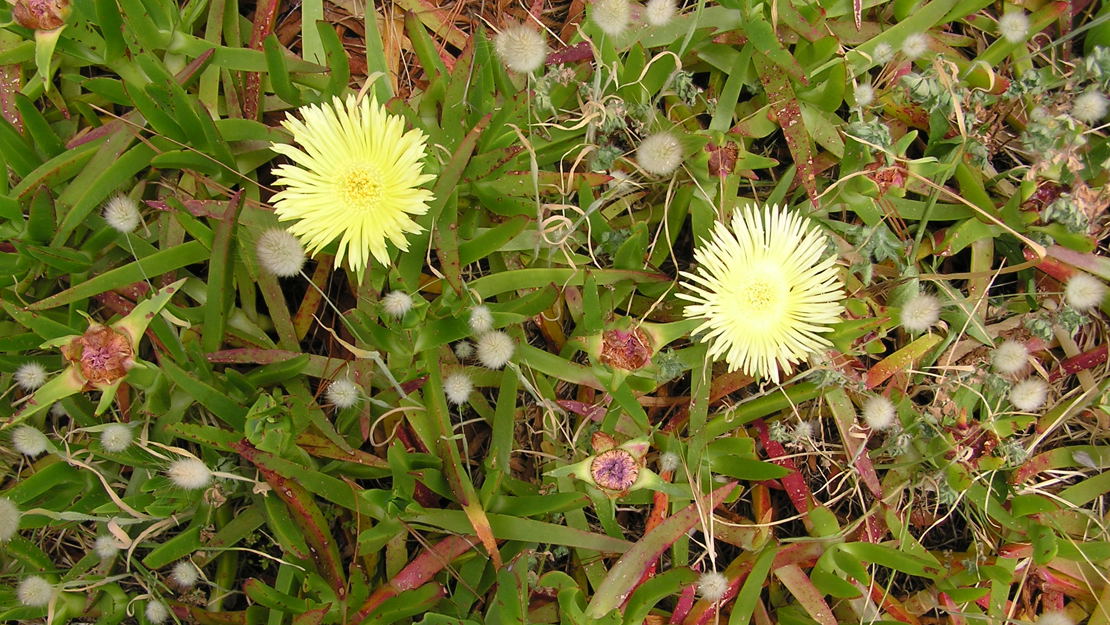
477;331;515;369
998;12;1030;43
94;535;123;559
658;451;680;473
171;560;200;588
494;23;547;74
17;575;54;607
862;395;897;430
454;341;474;359
468;305;494;334
13;362;48;391
591;0;630;37
901;32;930;59
0;497;20;542
1065;273;1107;310
899;293;941;332
644;0;676;25
167;458;212;490
636;131;684;176
1036;612;1074;625
256;228;307;277
1071;90;1108;124
873;42;894;64
1010;378;1049;412
443;372;474;405
381;291;414;317
697;571;729;602
102;195;141;233
991;339;1029;374
854;84;875;107
12;425;49;457
145;600;169;624
325;378;360;409
100;423;134;453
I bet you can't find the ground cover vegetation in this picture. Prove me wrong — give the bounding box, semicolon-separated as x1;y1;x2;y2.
1;0;1109;623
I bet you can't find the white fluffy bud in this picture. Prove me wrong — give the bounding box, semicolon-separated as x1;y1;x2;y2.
991;340;1029;375
861;396;897;430
145;600;169;624
101;423;134;453
901;32;930;59
17;575;54;607
899;293;941;332
697;571;728;602
1064;273;1107;311
13;362;48;391
256;228;307;278
103;195;141;233
12;425;49;457
636;131;684;176
644;0;675;25
381;291;414;317
443;372;474;405
1072;90;1108;124
171;560;200;588
477;331;515;369
494;23;547;74
325;378;360;409
998;12;1030;43
591;0;630;37
167;458;212;490
0;497;20;542
95;534;123;559
1010;378;1049;412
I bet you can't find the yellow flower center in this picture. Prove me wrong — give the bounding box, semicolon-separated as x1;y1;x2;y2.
340;165;384;206
730;268;788;330
741;277;777;309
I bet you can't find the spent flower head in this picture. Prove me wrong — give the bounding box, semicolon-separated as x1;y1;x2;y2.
1036;612;1074;625
256;228;306;277
270;95;434;281
678;204;844;382
494;23;547;74
171;561;200;588
94;535;123;559
469;305;494;334
146;600;169;624
873;42;894;64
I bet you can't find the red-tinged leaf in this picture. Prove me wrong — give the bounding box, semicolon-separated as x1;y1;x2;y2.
354;534;478;621
242;0;280;120
233;440;347;599
298;432;389;469
1026;246;1072;282
0;64;21;131
865;582;923;625
556;399;606;422
171;603;250;625
584;482;738;618
206;348;304;365
754;52;819;208
292;606;329;625
670;580;697;624
775;564;837;625
865;333;942;389
1046;244;1110;281
826;388;883;499
547;41;593;65
754;420;812;516
1052;345;1108;381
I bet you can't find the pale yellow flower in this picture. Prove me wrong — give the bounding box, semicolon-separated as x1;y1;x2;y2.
678;204;844;382
270;95;434;280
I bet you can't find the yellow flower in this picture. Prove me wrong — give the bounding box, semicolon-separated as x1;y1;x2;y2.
270;95;434;280
678;204;844;382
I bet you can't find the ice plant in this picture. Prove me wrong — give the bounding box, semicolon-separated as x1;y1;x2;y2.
678;204;844;382
270;95;435;282
9;279;185;423
547;438;680;497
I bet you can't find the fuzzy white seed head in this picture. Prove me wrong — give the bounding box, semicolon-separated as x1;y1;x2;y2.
0;497;20;542
1071;90;1108;124
855;84;875;107
477;331;515;369
381;291;414;317
17;575;53;607
103;195;141;233
145;600;169;624
256;228;307;277
900;293;941;332
793;420;815;440
697;571;729;602
494;24;547;74
12;425;48;457
167;458;212;490
644;0;676;25
13;362;48;391
1036;612;1074;625
1065;273;1107;311
443;372;474;405
469;305;494;334
1010;378;1049;412
454;341;474;359
325;378;360;409
992;339;1029;375
636;131;684;176
998;12;1030;43
49;402;67;418
873;42;894;64
94;535;123;559
171;560;200;588
658;452;680;473
901;32;930;59
592;0;630;37
100;423;134;453
862;396;897;430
